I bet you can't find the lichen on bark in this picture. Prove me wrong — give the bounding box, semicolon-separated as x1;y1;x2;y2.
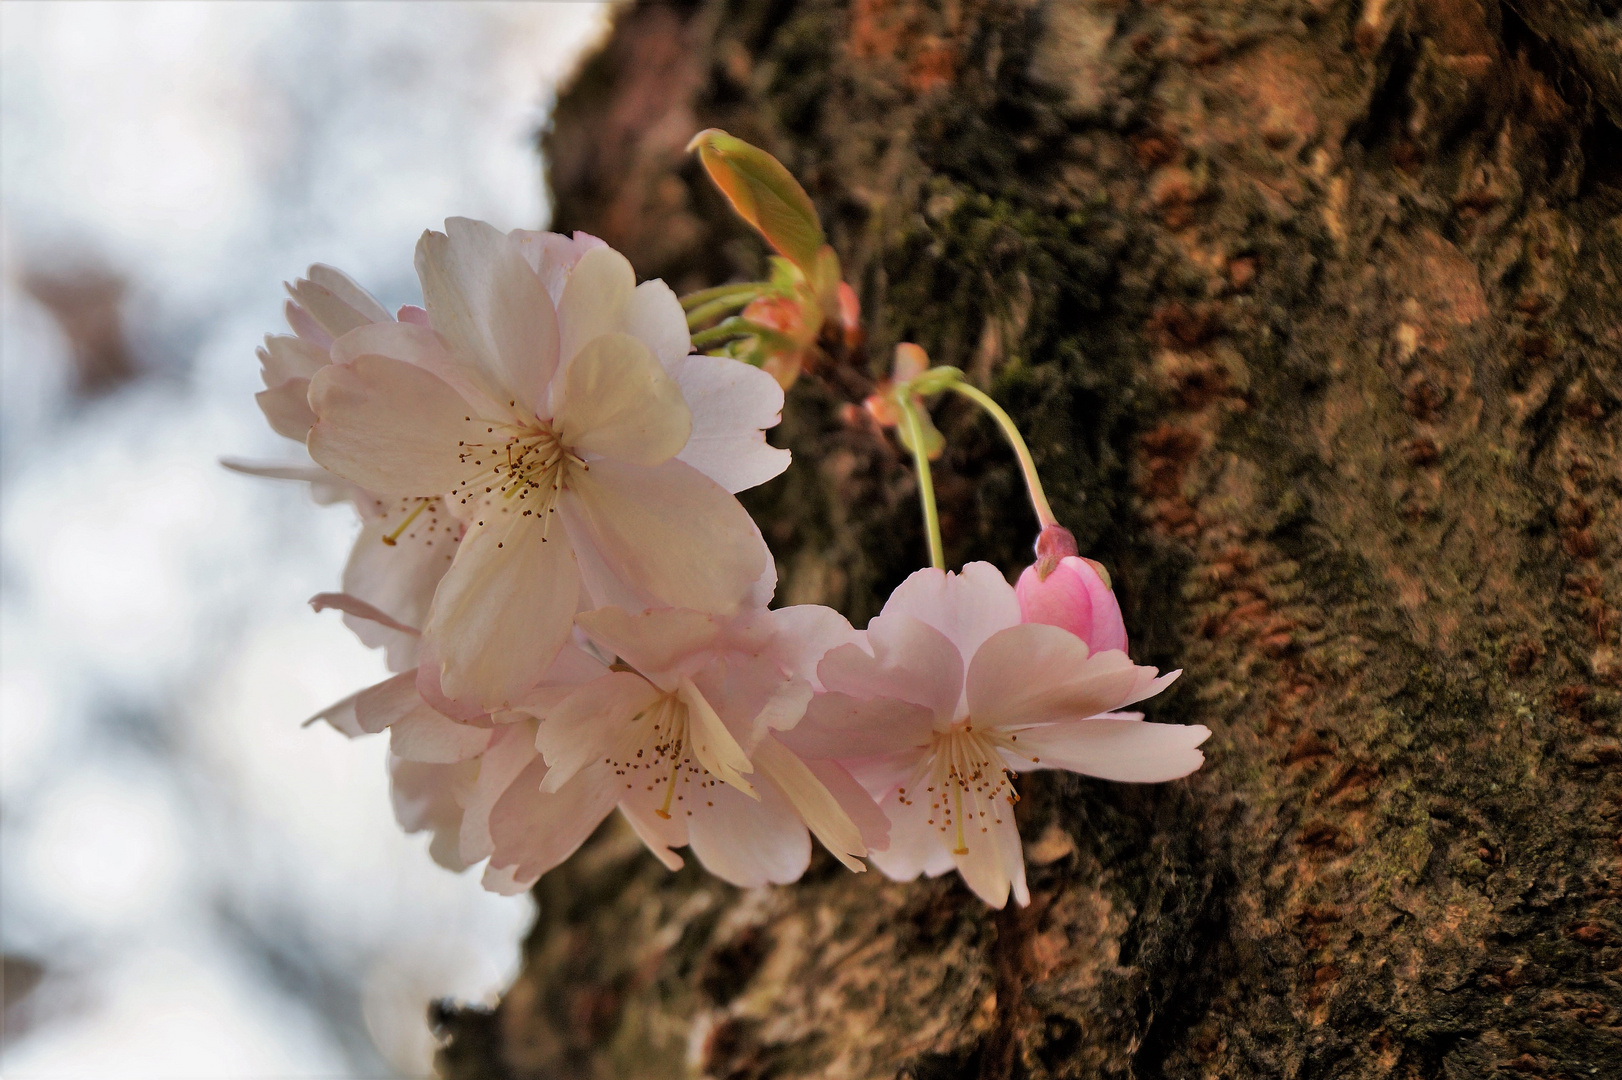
437;1;1622;1077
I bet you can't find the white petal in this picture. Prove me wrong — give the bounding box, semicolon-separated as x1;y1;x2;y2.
676;676;755;797
533;672;661;792
572;607;726;685
626;278;693;369
390;709;494;764
553;333;690;465
306;687;366;738
999;717;1209;782
307;354;481;495
819;615;963;722
425;506;582;710
511;229;607;305
557;245;636;364
255;380;316;441
483;758;618;894
685;768;810;887
667;354;791;493
879;562;1022;669
752;735;870;871
415;218;559;415
968;624;1145;728
561;458;764;615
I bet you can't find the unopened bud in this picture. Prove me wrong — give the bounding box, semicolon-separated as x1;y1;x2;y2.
1016;548;1128;655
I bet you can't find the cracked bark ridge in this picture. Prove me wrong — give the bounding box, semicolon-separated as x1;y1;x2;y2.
436;0;1622;1077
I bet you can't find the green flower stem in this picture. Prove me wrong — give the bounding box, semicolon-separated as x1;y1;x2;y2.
685;291;761;329
898;395;946;571
679;282;764;310
948;381;1057;529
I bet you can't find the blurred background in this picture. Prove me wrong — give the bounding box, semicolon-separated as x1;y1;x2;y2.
0;3;610;1075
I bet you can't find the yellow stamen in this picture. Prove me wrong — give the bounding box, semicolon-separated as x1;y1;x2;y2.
381;498;432;546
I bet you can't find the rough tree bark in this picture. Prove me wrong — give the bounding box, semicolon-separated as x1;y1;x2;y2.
436;1;1622;1077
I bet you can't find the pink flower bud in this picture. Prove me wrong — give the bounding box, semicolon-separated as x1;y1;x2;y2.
1016;554;1128;655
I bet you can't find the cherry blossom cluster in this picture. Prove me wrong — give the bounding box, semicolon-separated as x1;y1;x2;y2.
231;133;1207;908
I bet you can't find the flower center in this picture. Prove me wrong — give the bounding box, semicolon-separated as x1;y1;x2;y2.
603;691;721;820
897;724;1020;855
452;420;586;532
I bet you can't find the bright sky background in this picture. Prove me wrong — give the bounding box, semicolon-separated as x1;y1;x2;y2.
0;3;610;1075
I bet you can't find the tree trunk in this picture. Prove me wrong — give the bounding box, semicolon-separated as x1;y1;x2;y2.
436;1;1622;1076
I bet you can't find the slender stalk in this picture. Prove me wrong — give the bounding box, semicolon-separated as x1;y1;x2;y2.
948;382;1057;529
686;291;761;329
679;282;764;309
898;395;946;571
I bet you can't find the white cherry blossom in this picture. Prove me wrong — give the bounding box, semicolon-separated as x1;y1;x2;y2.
306;219;789;710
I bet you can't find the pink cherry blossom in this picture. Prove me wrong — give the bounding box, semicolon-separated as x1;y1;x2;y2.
306;218;789;710
486;604;887;893
786;563;1205;909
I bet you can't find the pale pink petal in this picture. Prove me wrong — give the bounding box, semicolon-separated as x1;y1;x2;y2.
572;607;726;686
819;615;963;722
424;505;582;710
511;229;607;304
868;762;957;883
968;625;1148;729
552;333;690;466
258;335;328;386
766;605;862;689
532;672;661;792
752;680;813;736
413;638;490;723
625;279;693;369
390;709;494;764
306;688;366;738
341;498;458;671
685;768;811;887
1001;717;1209;782
779;692;936;759
802;756;890;852
459;722;539;863
415;217;559;415
389;756;474;871
309;591;421;638
354;671;431;735
483;758;619;895
619;802;686;871
255;380;317;441
307;355;481;495
561;457;764;615
219;459;335;487
286;266;389;340
1015;556;1128;654
397;304;430;326
677;676;755;797
1120;667;1182;708
948;799;1027;909
556;245;636;364
667;354;791;493
330;321;510;421
879;563;1022;668
752;736;873;871
285;299;332;347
